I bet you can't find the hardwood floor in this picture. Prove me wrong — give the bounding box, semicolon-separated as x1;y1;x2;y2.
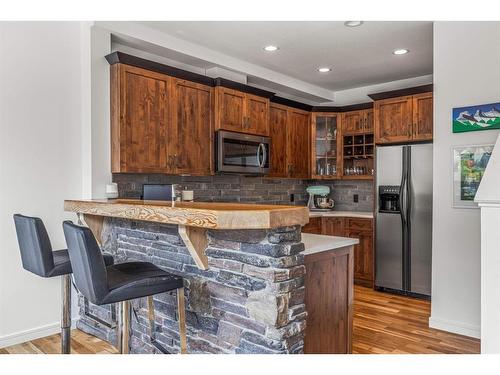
353;285;480;354
0;329;117;354
0;286;480;354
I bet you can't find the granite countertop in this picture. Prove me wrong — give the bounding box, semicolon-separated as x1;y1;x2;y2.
64;199;309;229
309;210;374;219
302;233;359;255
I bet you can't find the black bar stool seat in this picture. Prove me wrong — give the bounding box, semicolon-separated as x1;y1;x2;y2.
13;214;114;354
102;262;183;305
62;221;187;354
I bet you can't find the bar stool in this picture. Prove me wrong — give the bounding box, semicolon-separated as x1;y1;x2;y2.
62;220;187;354
13;214;115;354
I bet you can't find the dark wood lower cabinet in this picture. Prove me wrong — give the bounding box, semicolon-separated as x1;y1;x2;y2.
304;246;354;354
303;216;374;287
301;216;322;234
347;230;374;287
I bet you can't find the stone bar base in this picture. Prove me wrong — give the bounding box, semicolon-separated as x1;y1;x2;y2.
77;218;307;354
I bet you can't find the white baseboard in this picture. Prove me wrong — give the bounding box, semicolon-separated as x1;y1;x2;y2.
429;316;481;339
0;319;78;349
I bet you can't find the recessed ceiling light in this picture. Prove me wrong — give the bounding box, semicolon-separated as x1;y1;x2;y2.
393;48;409;55
263;45;279;52
318;67;332;73
344;21;363;27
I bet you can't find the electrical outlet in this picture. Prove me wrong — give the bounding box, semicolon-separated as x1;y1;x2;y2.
353;194;359;203
290;193;295;203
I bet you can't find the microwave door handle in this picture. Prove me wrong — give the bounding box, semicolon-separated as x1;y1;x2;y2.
260;143;267;168
256;143;262;167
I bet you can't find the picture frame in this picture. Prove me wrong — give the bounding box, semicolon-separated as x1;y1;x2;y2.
452;102;500;133
452;144;494;208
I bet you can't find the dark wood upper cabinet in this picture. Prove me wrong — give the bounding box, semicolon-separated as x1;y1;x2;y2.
111;64;213;175
268;104;310;179
215;87;269;136
111;64;171;173
214;86;245;133
364;109;374;132
374;93;433;144
268;104;288;178
246;93;270;136
311;113;341;179
287;109;311;179
374;96;413;144
412;92;433;141
343;111;364;134
171;78;214;176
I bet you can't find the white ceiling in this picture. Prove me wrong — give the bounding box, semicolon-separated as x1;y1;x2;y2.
139;21;433;92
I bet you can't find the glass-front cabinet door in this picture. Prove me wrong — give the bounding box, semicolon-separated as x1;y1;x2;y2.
311;113;342;179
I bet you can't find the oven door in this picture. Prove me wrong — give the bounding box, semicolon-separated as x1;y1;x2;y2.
216;131;270;174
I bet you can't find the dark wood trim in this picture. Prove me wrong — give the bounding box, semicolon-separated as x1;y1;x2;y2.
214;78;275;99
311;106;342;112
270;96;313;112
368;84;433;101
337;102;374;112
312;102;373;113
105;51;215;87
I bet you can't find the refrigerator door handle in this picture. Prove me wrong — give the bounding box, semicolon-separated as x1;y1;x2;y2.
405;146;412;291
399;146;410;291
399;147;408;225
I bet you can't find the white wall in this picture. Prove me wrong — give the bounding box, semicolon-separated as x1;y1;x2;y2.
430;22;500;339
0;22;89;346
90;26;112;199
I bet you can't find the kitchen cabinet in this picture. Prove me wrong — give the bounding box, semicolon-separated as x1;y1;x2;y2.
342;109;373;134
412;92;433;141
268;103;310;179
288;109;311;178
215;87;269;136
268;105;288;177
341;109;374;180
305;216;374;287
346;229;373;287
374;93;433;144
171;78;214;175
311;113;342;179
322;217;345;236
111;63;214;175
302;216;322;234
304;245;353;354
111;64;171;173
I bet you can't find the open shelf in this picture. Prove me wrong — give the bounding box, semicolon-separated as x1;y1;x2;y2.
343;132;374;179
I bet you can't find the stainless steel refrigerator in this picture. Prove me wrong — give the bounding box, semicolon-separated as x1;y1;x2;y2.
375;143;433;297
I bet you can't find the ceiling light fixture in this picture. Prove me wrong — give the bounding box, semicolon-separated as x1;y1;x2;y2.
263;45;279;52
344;21;363;27
393;48;409;55
318;67;332;73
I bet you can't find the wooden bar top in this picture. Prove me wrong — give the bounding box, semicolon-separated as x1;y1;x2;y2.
64;199;309;230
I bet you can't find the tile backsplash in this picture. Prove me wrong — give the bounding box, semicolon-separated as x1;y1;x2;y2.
113;174;373;212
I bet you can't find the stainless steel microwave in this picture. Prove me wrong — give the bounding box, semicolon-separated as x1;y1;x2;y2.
216;130;270;174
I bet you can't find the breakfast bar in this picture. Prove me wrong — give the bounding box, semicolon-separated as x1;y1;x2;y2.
64;199;356;354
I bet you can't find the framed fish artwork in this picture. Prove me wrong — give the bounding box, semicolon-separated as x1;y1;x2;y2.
453;102;500;133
